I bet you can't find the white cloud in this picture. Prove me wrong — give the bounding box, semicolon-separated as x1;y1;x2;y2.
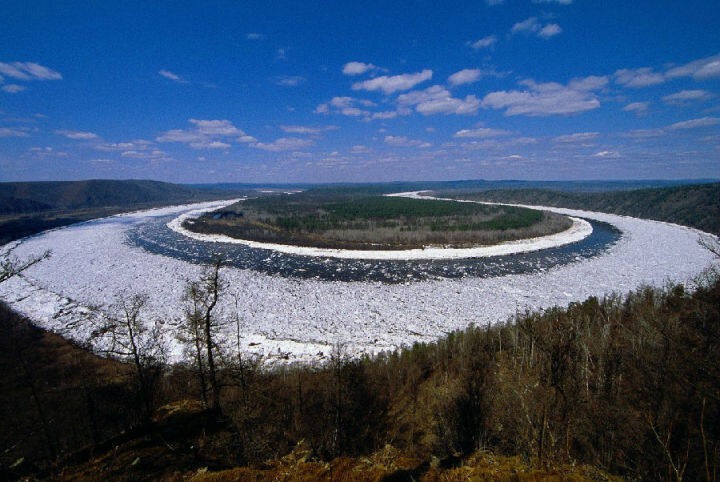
274;75;305;86
454;127;511;138
0;127;31;137
384;135;431;148
252;137;313;151
55;129;100;140
352;69;432;94
314;96;395;120
568;75;609;91
662;89;713;105
157;119;255;148
469;36;497;49
593;150;620;158
159;69;187;83
667;116;720;130
553;132;599;143
342;62;379;76
511;17;541;34
448;69;483;86
614;67;665;88
280;125;338;135
623;102;649;114
96;140;154;152
350;144;371;154
511;17;562;39
314;103;330;114
481;77;603;116
666;54;720;80
121;148;172;160
538;24;562;38
1;84;26;93
397;85;480;115
0;61;62;81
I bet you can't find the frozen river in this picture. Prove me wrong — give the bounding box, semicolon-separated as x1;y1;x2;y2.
0;197;716;364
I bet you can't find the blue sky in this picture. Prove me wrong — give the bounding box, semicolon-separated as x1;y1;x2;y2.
0;1;718;183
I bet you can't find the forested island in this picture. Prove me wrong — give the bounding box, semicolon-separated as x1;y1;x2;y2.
184;189;572;250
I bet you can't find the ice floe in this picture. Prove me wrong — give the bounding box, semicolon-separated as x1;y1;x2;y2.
0;197;717;365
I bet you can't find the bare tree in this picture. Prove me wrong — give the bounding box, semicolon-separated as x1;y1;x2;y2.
183;258;225;413
0;247;51;283
92;294;166;421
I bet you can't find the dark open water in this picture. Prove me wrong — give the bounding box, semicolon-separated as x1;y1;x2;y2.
127;215;621;284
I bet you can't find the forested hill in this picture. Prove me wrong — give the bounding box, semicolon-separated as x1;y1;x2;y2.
0;179;240;214
441;182;720;235
0;180;251;244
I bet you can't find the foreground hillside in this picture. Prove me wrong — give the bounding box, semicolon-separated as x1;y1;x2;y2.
2;271;718;480
438;182;720;235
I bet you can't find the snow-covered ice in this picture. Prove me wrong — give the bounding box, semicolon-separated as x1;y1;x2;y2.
0;198;717;365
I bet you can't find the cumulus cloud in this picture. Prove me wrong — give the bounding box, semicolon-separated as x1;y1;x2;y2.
665;54;720;80
538;24;562;38
352;69;432;94
314;97;395;120
55;130;100;140
252;137;313;151
481;76;604;116
448;69;484;86
614;67;665;88
397;85;480;115
511;18;562;39
623;102;649;114
0;61;62;81
384;135;431;148
1;84;26;93
157;119;256;149
469;36;497;49
662;89;713;105
612;54;720;91
342;62;380;76
454;127;511;138
553;132;599;143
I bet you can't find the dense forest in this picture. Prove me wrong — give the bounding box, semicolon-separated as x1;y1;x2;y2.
438;182;720;235
0;180;250;244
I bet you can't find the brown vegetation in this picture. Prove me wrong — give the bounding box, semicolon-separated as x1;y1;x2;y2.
2;268;719;480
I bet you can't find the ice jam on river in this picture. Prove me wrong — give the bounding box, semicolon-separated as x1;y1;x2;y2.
0;195;717;365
